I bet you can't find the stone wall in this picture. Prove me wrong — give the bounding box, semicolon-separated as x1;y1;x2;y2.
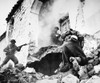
6;0;43;65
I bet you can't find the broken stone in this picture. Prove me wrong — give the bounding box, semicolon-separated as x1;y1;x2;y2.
83;34;98;58
24;67;35;73
88;69;95;78
86;64;94;72
0;34;99;83
36;79;58;83
92;57;100;66
86;75;100;83
19;77;28;83
80;79;88;83
94;64;100;74
78;66;89;80
15;64;25;71
61;74;79;83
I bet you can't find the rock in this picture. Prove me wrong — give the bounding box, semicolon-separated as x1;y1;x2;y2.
83;35;98;58
27;56;39;62
35;73;44;80
86;75;100;83
88;69;95;77
15;64;25;71
78;66;88;80
36;79;58;83
24;67;35;73
92;57;100;66
58;63;72;72
19;77;28;83
86;64;93;72
8;78;19;83
80;79;88;83
94;64;100;73
61;74;79;83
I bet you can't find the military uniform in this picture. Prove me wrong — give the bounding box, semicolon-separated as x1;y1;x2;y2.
59;35;87;72
0;40;21;67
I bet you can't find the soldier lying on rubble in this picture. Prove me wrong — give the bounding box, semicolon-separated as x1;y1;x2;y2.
55;35;88;74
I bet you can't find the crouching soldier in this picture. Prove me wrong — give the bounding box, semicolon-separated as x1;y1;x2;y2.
55;35;88;73
0;39;23;68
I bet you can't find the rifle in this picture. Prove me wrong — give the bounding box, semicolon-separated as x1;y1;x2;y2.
17;42;34;50
18;43;28;48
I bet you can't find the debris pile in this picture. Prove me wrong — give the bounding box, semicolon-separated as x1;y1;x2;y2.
1;34;100;83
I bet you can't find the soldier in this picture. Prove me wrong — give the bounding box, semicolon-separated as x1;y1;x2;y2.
56;35;88;73
0;39;22;68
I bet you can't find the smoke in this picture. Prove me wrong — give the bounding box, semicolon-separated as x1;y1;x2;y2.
38;0;79;48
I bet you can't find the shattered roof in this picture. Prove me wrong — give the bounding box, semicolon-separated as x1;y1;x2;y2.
6;0;24;22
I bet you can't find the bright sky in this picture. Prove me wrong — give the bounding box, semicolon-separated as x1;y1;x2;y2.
0;0;18;36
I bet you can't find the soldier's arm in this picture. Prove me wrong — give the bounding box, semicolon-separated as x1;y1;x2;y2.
3;45;10;52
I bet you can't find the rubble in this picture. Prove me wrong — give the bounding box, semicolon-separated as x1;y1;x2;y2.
0;0;100;82
1;34;100;83
36;79;58;83
85;75;100;83
26;34;100;82
94;64;100;74
61;74;79;83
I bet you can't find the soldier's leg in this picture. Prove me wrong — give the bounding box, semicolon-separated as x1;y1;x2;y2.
62;46;71;64
11;55;18;66
59;46;73;72
0;56;10;67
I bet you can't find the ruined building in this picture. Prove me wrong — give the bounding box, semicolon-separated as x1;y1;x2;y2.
0;0;99;76
3;0;71;75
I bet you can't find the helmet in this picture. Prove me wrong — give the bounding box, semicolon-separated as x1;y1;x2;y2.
55;27;59;30
10;39;16;43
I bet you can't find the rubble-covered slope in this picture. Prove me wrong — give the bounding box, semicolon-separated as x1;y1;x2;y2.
26;34;100;76
1;34;100;83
